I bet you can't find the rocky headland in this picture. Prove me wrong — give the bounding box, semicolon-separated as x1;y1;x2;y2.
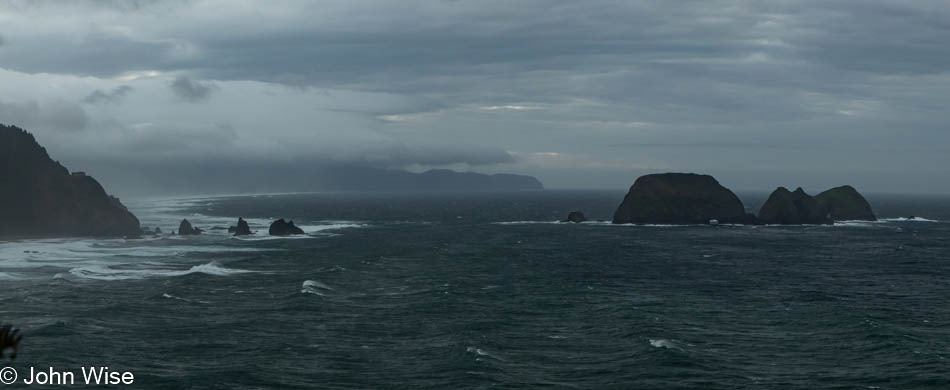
0;124;140;238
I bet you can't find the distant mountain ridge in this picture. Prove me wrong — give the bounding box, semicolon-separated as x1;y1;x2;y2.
66;162;544;196
0;124;140;237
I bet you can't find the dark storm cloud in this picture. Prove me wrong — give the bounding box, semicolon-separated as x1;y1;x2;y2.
0;99;88;132
170;76;217;102
82;85;133;104
1;0;950;192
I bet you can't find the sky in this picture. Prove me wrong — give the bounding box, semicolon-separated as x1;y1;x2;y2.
1;0;949;195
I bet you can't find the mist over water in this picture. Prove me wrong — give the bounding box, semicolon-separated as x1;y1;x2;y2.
2;191;949;388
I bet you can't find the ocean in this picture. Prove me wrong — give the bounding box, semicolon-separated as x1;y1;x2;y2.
2;190;949;389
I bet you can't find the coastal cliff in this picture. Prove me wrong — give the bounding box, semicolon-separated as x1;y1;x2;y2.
612;173;754;224
0;124;140;237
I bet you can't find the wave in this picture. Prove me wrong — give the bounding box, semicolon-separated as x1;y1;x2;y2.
301;279;334;295
68;262;255;281
161;293;209;304
0;271;24;281
0;238;267;268
649;339;682;350
493;221;561;225
493;220;705;227
882;217;939;222
466;346;505;361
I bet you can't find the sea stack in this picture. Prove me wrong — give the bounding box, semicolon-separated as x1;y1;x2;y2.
565;211;586;223
269;219;305;236
815;185;876;221
230;217;253;236
0;124;140;237
758;187;832;225
612;173;755;224
178;219;202;235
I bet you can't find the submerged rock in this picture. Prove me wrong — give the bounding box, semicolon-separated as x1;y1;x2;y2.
612;173;755;224
758;187;832;225
178;219;202;235
565;211;586;223
815;185;876;221
231;217;252;236
0;124;140;238
269;219;305;236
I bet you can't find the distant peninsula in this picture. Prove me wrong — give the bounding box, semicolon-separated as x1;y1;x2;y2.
612;172;875;225
87;163;545;195
318;167;544;192
0;124;140;238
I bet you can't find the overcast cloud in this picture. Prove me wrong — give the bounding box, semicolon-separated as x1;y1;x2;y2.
1;0;949;194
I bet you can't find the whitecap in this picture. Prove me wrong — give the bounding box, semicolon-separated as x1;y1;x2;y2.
68;262;254;280
161;293;209;304
301;279;334;295
882;217;939;222
649;339;681;350
492;221;561;225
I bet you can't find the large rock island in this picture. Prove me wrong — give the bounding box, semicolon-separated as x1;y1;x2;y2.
612;173;755;224
758;187;832;225
815;185;876;221
0;124;140;238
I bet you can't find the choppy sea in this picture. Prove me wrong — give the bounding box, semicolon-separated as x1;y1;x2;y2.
2;190;949;389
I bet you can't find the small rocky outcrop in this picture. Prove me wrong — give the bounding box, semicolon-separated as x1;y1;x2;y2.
269;219;305;236
178;219;202;235
154;227;162;234
815;185;876;221
0;124;140;238
758;187;832;225
612;173;755;224
229;217;252;236
564;211;586;223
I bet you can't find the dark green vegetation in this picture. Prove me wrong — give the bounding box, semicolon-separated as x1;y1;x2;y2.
612;173;755;224
0;124;140;237
816;185;877;221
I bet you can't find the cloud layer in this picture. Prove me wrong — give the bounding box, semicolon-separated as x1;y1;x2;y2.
0;0;948;193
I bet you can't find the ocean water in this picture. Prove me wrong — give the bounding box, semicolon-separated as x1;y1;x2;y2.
2;190;950;389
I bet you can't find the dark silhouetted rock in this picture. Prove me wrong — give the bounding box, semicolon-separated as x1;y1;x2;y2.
231;217;252;236
0;323;21;362
565;211;586;223
154;227;162;234
269;218;305;236
612;173;754;224
0;124;140;238
178;219;202;235
815;185;876;221
758;187;832;225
